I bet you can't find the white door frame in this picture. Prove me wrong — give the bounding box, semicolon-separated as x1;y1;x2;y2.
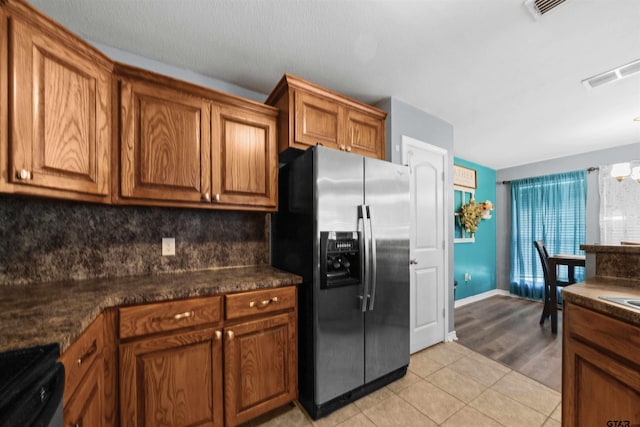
402;135;450;347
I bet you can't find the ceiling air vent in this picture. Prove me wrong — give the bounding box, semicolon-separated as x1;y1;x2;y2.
582;58;640;89
524;0;569;18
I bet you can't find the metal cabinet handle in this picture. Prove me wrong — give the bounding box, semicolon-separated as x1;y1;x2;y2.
214;330;222;341
69;422;81;427
409;259;418;265
77;340;97;366
173;311;194;320
346;146;352;152
151;311;194;323
16;169;32;180
249;296;278;308
214;193;221;202
202;192;211;202
227;330;234;340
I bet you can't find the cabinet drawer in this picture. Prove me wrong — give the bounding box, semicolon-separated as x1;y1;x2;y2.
60;313;104;406
225;286;296;320
565;303;640;365
119;295;222;339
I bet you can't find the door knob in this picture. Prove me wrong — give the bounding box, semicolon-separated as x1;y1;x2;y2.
409;259;418;265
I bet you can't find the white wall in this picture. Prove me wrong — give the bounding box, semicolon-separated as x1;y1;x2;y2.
495;142;640;291
90;40;268;102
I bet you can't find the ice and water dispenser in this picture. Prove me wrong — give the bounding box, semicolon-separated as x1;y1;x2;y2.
320;231;361;289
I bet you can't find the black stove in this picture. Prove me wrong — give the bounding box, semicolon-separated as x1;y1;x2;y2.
0;343;64;427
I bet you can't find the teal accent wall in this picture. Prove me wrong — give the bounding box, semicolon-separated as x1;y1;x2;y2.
454;158;496;300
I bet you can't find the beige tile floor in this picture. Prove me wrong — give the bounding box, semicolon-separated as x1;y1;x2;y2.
242;342;561;427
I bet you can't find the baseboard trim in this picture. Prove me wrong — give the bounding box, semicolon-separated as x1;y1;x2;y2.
454;289;513;308
446;331;458;342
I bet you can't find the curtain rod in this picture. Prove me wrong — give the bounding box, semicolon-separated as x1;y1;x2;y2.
498;166;599;185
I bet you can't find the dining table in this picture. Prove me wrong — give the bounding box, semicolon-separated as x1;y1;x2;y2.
548;253;586;333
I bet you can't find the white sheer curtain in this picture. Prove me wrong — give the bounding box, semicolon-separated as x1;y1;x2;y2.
599;161;640;244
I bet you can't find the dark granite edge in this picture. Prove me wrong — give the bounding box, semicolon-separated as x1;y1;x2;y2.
562;280;640;326
0;265;302;353
580;244;640;254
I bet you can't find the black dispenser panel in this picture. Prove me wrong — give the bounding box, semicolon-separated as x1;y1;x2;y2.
320;231;361;289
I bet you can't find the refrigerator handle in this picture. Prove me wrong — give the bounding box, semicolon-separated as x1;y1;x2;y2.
358;205;369;312
367;206;377;311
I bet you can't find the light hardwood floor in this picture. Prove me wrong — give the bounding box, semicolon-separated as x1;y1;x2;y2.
454;295;562;392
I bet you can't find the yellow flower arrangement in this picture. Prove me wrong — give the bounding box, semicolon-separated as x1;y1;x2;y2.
459;199;494;234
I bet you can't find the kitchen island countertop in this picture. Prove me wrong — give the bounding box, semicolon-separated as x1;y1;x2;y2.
0;265;301;353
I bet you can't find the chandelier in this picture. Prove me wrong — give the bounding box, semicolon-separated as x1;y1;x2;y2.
610;162;640;183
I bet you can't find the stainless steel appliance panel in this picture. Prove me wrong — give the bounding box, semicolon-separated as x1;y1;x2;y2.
314;147;366;403
363;157;410;382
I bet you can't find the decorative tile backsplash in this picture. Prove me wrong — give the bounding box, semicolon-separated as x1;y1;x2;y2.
0;196;269;286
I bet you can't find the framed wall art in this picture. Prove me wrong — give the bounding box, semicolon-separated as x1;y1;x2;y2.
454;164;477;189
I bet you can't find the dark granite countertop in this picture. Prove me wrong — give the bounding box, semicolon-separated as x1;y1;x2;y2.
0;265;302;353
562;277;640;326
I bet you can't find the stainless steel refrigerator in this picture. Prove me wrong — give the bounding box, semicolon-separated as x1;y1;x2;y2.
271;146;410;419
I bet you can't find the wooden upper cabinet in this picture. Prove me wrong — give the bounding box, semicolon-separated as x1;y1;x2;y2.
118;78;211;204
294;91;340;150
2;11;111;202
115;64;278;211
265;73;387;160
213;104;277;209
346;108;385;159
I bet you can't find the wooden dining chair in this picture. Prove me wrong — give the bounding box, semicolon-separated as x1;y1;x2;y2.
534;240;570;325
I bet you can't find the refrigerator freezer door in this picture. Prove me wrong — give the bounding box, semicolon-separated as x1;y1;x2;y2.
314;147;367;404
363;157;410;382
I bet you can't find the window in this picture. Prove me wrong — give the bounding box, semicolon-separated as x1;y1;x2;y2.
599;162;640;244
510;170;587;299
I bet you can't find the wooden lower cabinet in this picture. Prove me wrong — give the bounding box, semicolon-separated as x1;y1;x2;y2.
563;302;640;427
64;357;104;427
118;286;298;427
119;327;224;427
223;311;297;426
60;313;106;427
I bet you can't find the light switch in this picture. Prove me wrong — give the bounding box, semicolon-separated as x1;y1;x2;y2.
162;237;175;256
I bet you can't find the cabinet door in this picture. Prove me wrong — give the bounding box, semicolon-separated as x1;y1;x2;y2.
212;104;277;209
119;79;211;204
564;339;640;426
64;357;104;427
224;312;297;426
120;327;223;427
563;303;640;426
345;108;385;159
8;17;110;199
294;90;340;150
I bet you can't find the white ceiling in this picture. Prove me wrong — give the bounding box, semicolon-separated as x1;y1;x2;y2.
26;0;640;169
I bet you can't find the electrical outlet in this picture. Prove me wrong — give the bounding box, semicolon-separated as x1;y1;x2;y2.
162;237;175;256
464;273;471;282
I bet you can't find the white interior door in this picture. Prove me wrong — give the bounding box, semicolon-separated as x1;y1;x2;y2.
402;136;447;353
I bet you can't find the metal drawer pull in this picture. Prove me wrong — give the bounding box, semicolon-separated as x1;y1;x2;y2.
77;340;97;366
249;296;279;308
151;310;195;323
173;311;195;320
